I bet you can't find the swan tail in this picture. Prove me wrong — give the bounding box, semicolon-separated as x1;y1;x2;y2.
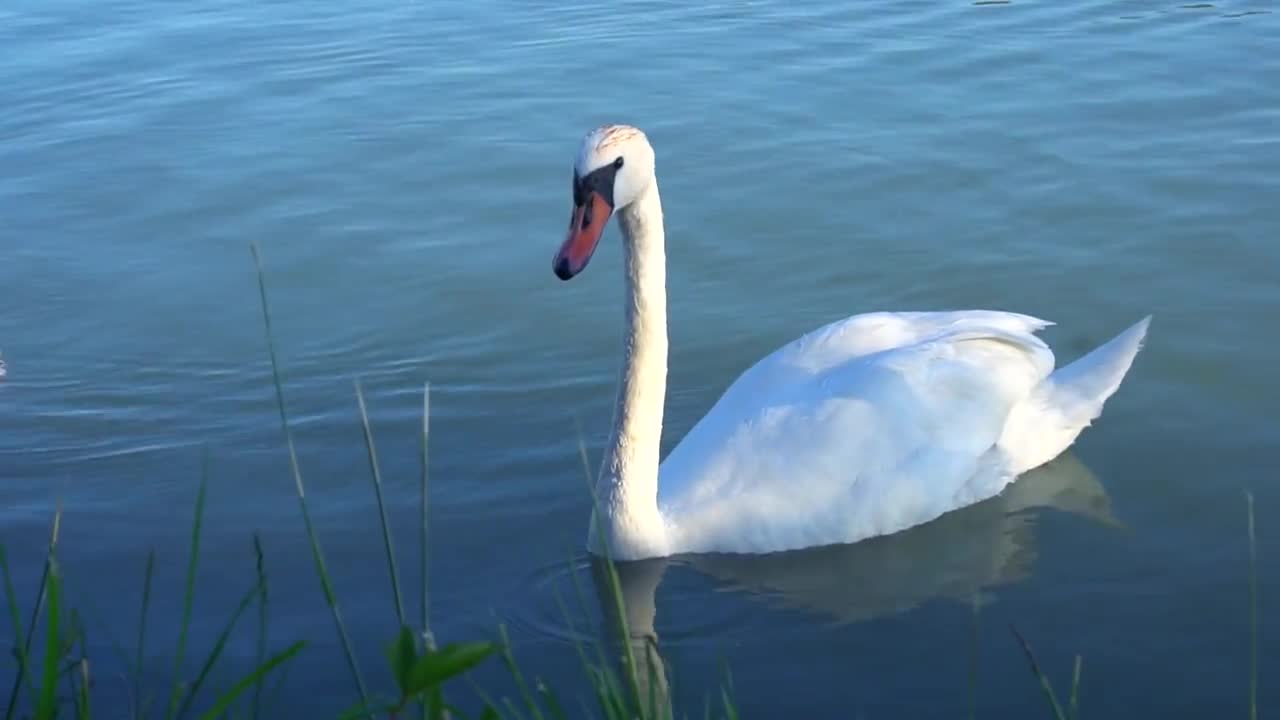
1000;315;1152;474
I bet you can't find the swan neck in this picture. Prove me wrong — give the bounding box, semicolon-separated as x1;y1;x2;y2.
593;182;667;558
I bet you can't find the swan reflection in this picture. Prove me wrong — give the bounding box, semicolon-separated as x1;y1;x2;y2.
584;451;1119;710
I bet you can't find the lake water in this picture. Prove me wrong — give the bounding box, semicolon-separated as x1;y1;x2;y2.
2;0;1278;717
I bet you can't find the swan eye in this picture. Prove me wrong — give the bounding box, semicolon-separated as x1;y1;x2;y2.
613;156;624;169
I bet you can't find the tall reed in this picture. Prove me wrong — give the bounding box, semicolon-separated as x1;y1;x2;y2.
250;241;370;709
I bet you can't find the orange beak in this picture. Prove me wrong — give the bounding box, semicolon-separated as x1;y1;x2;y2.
553;190;612;280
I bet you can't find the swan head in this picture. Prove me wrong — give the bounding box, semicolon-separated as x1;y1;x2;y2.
553;124;656;281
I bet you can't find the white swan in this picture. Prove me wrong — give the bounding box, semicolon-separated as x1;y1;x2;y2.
552;124;1150;561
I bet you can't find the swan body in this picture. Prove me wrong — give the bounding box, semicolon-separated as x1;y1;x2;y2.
552;124;1150;561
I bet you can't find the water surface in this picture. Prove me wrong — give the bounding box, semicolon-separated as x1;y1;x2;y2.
1;0;1278;716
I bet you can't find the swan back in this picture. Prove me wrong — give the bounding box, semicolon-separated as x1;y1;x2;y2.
656;311;1060;555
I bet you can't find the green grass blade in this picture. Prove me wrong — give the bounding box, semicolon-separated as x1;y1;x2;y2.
68;667;83;720
719;686;736;720
1;544;37;718
5;504;62;720
403;641;495;696
576;693;600;720
76;659;90;720
424;684;446;720
1009;625;1066;720
65;611;89;720
65;609;88;720
566;556;626;707
67;607;84;664
251;535;268;720
1068;655;1081;720
355;378;406;627
166;456;210;720
335;698;394;720
386;625;417;695
260;645;296;718
135;548;156;720
583;666;623;720
565;555;620;699
502;696;528;720
555;567;644;719
250;241;370;712
1247;491;1258;720
36;557;62;720
576;431;645;719
644;637;661;720
460;675;504;720
420;383;439;720
196;640;306;720
552;571;602;692
496;623;545;720
718;662;738;720
175;578;265;720
73;580;139;717
536;678;570;720
77;605;129;688
420;383;435;653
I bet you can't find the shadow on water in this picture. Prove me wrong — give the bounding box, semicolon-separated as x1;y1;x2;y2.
582;451;1120;713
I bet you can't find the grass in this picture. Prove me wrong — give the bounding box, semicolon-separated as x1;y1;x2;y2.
0;244;1264;718
1006;488;1263;720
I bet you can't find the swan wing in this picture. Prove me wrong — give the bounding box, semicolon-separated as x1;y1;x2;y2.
657;310;1056;555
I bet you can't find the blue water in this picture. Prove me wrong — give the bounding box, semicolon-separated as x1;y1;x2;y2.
2;0;1278;717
